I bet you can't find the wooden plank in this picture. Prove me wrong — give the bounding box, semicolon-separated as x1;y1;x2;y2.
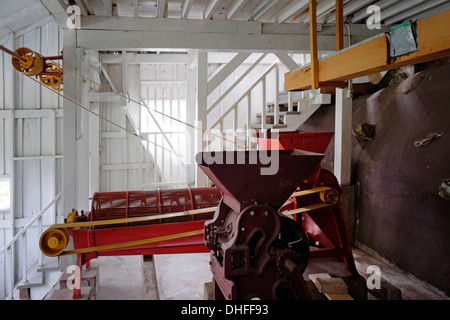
285;65;313;91
335;0;344;51
309;0;319;89
309;273;354;300
325;293;354;300
102;163;153;171
142;255;159;300
285;9;450;91
314;277;348;294
320;34;389;82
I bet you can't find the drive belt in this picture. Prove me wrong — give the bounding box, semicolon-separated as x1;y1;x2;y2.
39;187;338;257
59;229;205;256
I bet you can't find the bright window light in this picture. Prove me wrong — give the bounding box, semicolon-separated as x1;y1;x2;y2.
0;179;11;210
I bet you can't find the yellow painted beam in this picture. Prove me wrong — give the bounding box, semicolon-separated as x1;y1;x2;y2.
309;0;319;89
285;9;450;91
320;34;390;82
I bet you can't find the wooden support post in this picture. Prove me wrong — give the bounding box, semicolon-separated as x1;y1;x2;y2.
246;94;251;148
61;29;78;270
142;255;159;300
195;52;208;187
334;87;352;186
309;0;319;89
335;0;344;51
274;64;279;125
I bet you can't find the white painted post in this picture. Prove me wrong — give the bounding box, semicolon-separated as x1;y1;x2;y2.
21;233;27;283
233;107;238;151
219;121;224;151
334;87;353;186
247;94;251;148
195;52;208;187
261;78;266;134
61;29;78;269
38;215;43;267
8;246;13;299
274;64;279;125
288;91;293;112
88;53;101;195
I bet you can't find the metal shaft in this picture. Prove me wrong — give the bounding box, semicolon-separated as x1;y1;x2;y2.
0;45;27;62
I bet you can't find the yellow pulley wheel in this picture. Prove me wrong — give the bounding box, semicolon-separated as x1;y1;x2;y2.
39;62;63;91
39;228;70;257
11;47;44;76
319;188;339;204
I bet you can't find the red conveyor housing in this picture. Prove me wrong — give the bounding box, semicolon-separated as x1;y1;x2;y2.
90;188;222;227
72;187;222;265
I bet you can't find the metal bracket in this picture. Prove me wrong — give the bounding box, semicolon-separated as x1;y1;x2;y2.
388;20;418;58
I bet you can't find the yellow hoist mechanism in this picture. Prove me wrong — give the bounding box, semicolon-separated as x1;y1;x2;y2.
0;45;63;91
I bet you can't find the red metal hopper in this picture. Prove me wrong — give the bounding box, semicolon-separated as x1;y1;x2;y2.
254;131;334;153
196;149;324;213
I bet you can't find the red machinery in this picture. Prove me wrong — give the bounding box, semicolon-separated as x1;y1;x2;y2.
253;131;334;153
73;188;222;261
197;149;324;299
40;187;222;298
196;149;363;299
39;130;364;300
195;137;363;299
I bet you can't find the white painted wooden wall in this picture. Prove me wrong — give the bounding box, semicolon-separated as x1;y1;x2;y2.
0;21;63;298
96;62;160;192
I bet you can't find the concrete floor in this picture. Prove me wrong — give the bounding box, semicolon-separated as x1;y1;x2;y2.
89;247;448;300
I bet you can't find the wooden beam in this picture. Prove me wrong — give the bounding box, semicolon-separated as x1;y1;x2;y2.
74;0;89;16
320;34;389;81
275;53;299;71
39;0;69;28
286;9;450;91
285;34;389;91
335;0;344;51
309;0;319;89
227;0;248;20
156;0;167;18
78;16;338;52
103;0;113;16
207;52;251;95
204;0;221;20
276;0;309;23
132;0;139;17
181;0;194;19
